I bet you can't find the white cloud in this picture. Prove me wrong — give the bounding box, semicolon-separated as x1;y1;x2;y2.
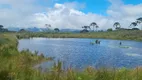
107;0;142;29
0;0;142;30
30;3;113;30
63;2;86;10
0;0;46;27
31;4;93;29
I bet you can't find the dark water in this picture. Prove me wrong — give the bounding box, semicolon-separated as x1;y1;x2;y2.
18;38;142;70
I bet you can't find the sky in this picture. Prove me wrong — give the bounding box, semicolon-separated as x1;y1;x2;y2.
0;0;142;30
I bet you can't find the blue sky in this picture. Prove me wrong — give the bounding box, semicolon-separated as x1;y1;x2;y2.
51;0;110;14
36;0;142;15
123;0;142;5
36;0;110;14
0;0;141;14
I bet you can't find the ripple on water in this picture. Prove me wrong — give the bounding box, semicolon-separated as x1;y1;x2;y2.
126;53;142;57
18;38;142;69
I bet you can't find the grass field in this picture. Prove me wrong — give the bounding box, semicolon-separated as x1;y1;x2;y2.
0;32;142;80
16;30;142;41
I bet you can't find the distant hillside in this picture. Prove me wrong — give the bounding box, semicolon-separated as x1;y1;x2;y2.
26;27;41;32
8;27;20;31
7;27;80;33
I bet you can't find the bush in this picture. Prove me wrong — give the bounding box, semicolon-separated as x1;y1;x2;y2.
107;28;113;31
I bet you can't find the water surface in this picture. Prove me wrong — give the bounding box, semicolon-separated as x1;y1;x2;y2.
18;38;142;70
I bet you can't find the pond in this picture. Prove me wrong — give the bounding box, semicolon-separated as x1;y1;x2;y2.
18;38;142;70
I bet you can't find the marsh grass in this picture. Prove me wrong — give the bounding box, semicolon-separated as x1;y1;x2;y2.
16;30;142;41
38;61;142;80
0;33;52;80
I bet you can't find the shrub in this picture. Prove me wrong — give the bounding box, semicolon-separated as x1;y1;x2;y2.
107;28;113;31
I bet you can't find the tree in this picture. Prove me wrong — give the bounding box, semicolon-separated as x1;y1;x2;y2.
0;25;4;31
45;24;51;27
54;28;60;32
90;22;98;31
82;26;91;30
136;17;142;30
2;29;8;32
0;25;8;32
81;26;90;33
132;28;139;30
0;25;3;29
137;17;142;23
80;29;89;33
19;29;26;32
107;28;113;31
113;22;121;30
44;24;51;32
96;25;99;31
129;22;137;28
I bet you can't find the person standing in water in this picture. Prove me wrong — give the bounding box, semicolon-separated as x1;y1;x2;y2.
119;42;122;45
95;40;101;44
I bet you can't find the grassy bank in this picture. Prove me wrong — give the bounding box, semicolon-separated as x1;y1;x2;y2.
0;33;142;80
17;30;142;41
0;33;52;80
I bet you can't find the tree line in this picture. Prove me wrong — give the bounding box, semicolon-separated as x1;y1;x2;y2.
81;17;142;32
0;25;8;32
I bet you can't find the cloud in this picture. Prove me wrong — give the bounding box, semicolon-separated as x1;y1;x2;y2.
107;0;142;28
31;3;110;29
0;0;47;27
0;0;142;30
63;2;86;10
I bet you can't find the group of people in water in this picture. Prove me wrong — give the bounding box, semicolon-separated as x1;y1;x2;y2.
95;40;101;44
90;39;122;45
90;39;101;45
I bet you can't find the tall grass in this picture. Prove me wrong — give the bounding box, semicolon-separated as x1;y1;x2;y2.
0;33;52;80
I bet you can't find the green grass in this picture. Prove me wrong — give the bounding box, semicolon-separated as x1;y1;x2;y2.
0;32;142;80
0;33;52;80
16;30;142;41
